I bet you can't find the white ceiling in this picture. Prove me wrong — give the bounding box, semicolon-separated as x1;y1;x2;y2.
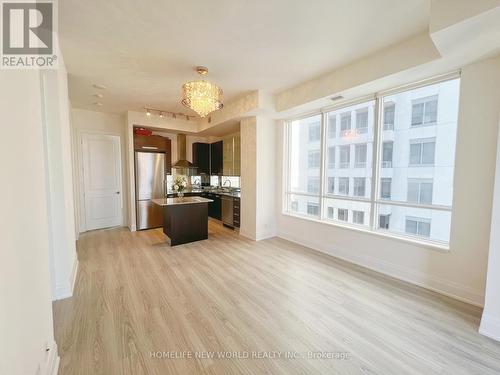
60;0;430;115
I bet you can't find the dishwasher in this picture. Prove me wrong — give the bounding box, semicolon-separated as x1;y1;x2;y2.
221;196;234;227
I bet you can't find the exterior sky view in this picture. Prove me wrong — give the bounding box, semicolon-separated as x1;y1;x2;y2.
285;78;460;244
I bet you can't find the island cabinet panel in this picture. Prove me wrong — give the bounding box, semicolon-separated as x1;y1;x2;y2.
162;203;208;246
210;141;223;175
192;142;210;174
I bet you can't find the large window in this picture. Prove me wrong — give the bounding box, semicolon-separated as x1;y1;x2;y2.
284;77;460;246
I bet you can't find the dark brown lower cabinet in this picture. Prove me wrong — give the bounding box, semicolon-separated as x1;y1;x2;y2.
162;203;209;246
233;197;240;228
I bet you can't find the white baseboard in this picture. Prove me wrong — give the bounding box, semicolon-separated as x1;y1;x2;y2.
255;232;276;241
41;340;59;375
239;229;276;242
277;230;485;307
480;314;500;342
239;229;256;240
53;256;79;301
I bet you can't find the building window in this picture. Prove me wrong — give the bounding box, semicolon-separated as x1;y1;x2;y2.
285;78;459;245
338;208;348;222
327;177;335;194
384;102;395;130
407;179;433;204
354;144;367;168
308;150;320;168
328;146;335;168
340;112;351;136
409;138;435;166
405;217;431;237
307;203;319;216
353;210;364;225
328;115;336;138
411;95;438;126
338;178;349;195
380;178;392;199
339;145;350;168
353;178;366;197
379;214;390;229
382;141;393;168
327;207;334;219
308;121;320;141
356;108;368;134
307;177;320;194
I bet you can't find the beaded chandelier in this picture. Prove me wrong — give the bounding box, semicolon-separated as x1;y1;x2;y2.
181;66;223;118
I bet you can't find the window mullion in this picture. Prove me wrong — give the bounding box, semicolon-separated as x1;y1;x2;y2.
370;97;382;230
319;112;327;219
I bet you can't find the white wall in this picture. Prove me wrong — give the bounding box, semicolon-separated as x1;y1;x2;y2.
275;54;500;307
240;117;257;239
41;58;78;301
0;71;59;375
256;117;277;239
480;113;500;341
71;109;128;231
240;116;277;240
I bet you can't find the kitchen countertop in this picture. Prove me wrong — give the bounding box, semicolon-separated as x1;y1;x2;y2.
152;197;213;206
166;189;241;198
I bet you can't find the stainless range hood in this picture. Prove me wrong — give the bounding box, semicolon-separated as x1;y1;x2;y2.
172;134;198;176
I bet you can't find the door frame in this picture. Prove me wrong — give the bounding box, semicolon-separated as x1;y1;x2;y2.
76;130;124;232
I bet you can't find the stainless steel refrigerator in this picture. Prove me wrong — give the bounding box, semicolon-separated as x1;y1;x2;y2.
135;152;166;230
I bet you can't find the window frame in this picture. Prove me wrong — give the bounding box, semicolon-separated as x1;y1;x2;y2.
283;74;459;250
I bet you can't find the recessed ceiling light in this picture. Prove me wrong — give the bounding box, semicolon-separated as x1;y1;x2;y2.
92;84;107;90
146;109;151;116
93;102;103;106
93;93;104;98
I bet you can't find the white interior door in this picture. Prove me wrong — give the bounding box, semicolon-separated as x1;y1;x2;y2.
81;133;122;230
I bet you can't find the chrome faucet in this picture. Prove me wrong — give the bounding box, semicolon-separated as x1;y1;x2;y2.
223;179;231;188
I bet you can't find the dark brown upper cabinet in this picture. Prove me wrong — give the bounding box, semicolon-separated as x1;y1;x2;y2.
134;134;172;173
192;142;210;175
210;140;223;175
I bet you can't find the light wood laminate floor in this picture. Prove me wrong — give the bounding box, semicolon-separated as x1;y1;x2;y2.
54;221;500;375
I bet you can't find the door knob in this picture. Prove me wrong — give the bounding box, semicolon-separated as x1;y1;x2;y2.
116;191;120;194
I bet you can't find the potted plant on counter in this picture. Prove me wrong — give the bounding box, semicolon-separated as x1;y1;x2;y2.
172;176;188;197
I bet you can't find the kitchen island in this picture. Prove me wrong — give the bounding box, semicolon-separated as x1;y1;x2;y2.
152;196;213;246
